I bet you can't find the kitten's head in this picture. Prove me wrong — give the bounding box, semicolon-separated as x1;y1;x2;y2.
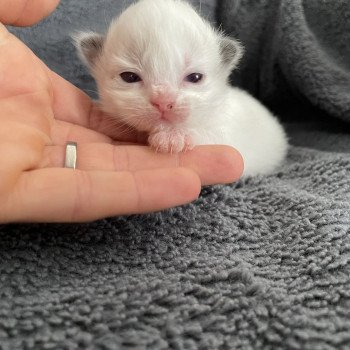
74;0;243;132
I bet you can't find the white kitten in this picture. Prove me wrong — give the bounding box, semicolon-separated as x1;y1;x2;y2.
74;0;288;176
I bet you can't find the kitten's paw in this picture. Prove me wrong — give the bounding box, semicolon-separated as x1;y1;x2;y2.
148;130;194;153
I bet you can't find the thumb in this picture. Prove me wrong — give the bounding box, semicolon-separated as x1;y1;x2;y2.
0;0;60;27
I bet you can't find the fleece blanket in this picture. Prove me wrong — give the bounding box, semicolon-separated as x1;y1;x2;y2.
217;0;350;122
2;0;350;349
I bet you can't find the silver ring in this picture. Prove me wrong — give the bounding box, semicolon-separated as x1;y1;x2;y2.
65;141;77;169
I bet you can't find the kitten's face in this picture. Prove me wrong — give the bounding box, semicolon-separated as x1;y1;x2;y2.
76;0;242;132
97;30;224;132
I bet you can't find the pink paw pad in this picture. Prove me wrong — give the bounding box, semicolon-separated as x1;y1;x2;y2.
148;130;194;153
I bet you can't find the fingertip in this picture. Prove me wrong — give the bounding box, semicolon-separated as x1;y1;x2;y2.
218;145;244;183
182;145;244;185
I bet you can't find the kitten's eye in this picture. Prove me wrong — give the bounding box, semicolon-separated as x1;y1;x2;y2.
185;73;203;83
120;72;142;83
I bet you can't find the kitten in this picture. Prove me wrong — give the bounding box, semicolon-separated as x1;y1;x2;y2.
74;0;288;176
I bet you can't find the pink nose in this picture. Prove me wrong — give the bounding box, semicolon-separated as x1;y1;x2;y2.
151;98;174;112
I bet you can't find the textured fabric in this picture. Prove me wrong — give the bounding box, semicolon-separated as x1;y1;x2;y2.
2;0;350;349
1;136;350;350
217;0;350;122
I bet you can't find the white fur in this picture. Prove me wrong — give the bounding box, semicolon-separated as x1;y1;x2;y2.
75;0;288;176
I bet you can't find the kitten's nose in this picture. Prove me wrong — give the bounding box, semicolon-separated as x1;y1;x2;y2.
151;98;175;112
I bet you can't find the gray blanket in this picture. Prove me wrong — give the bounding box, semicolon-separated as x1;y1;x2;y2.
217;0;350;122
2;1;350;349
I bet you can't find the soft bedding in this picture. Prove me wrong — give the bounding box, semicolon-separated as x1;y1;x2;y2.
1;1;350;349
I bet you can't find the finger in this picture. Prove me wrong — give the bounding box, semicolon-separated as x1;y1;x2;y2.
48;70;93;126
50;121;145;152
0;26;52;100
89;105;148;143
0;20;138;143
0;92;54;138
48;71;142;142
51;120;112;145
0;0;60;26
3;167;201;222
180;145;244;185
40;144;243;185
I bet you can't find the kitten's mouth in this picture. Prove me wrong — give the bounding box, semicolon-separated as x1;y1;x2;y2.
123;109;189;134
157;110;188;124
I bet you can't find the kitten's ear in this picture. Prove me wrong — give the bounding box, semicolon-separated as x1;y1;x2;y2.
73;31;105;68
220;37;244;71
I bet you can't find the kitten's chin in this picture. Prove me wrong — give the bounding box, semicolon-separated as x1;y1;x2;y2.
123;117;183;134
159;110;188;124
119;109;189;133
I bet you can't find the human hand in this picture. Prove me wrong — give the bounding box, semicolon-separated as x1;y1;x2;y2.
0;0;243;223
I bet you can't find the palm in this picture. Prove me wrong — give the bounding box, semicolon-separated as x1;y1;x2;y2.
0;26;242;223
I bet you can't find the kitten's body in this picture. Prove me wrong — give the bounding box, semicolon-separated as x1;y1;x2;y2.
75;0;288;176
188;88;287;175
